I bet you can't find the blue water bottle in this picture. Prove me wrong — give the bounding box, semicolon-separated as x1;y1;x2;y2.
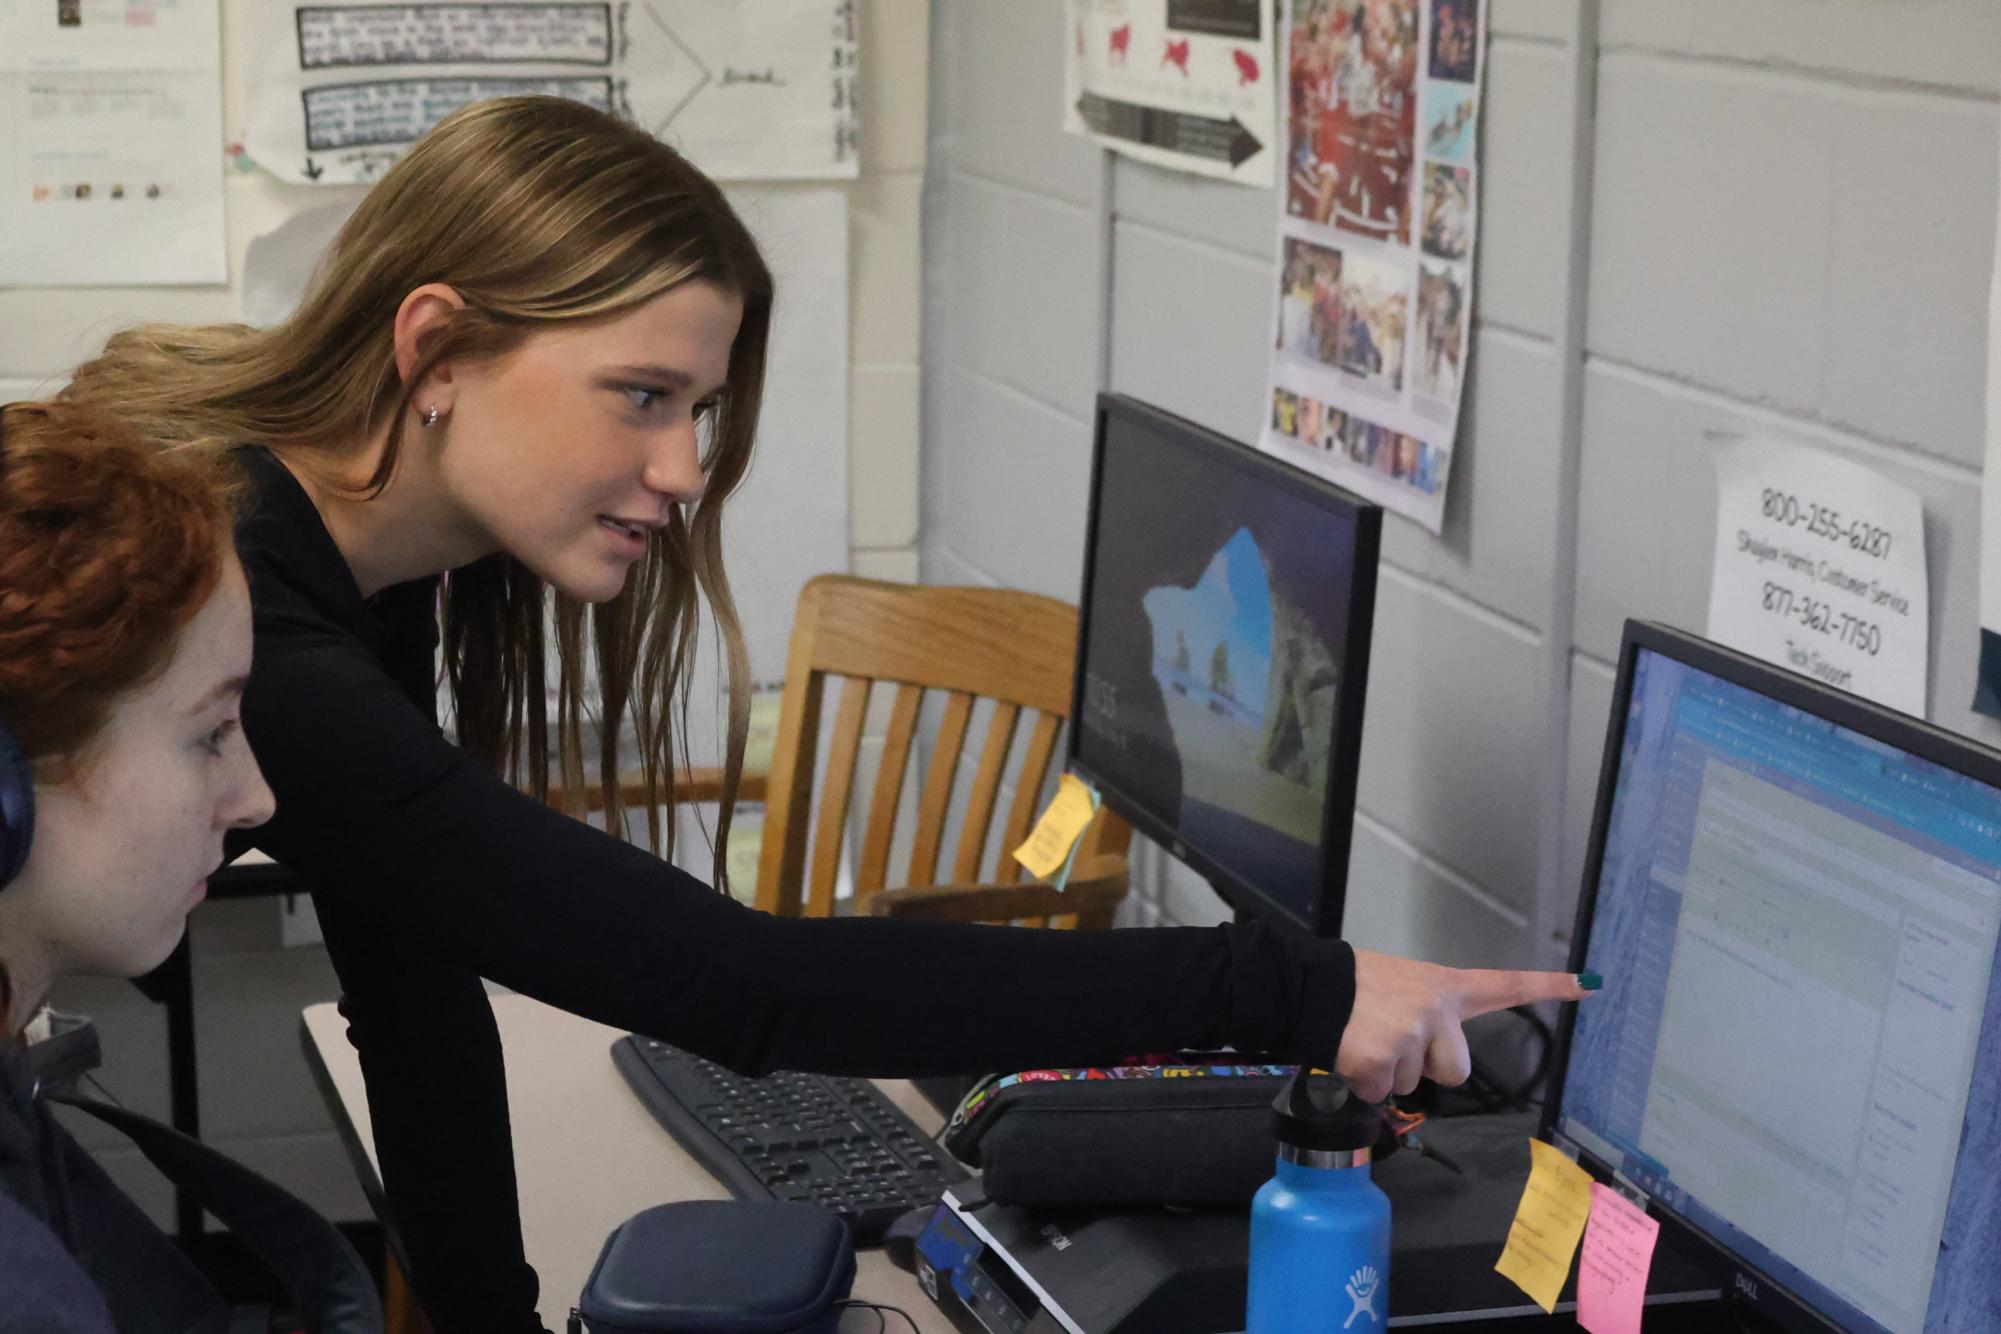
1245;1068;1391;1333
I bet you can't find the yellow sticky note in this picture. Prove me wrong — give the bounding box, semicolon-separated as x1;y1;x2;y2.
1494;1138;1595;1313
1013;774;1097;880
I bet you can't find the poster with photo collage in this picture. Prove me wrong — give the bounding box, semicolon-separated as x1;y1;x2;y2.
1259;0;1484;534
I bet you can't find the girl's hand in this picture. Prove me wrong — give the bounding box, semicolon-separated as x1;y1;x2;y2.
1335;948;1597;1102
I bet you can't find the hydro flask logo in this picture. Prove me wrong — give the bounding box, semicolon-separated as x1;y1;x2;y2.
1344;1264;1382;1327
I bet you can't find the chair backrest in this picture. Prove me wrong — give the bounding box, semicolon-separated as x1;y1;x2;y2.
753;575;1130;920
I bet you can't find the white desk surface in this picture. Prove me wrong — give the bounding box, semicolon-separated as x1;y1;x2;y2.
302;994;957;1333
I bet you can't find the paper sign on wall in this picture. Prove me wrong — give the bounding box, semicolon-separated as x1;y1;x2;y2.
1257;0;1488;535
1063;0;1277;187
245;0;860;187
1707;437;1929;717
0;0;227;286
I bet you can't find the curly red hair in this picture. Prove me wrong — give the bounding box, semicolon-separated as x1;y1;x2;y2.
0;401;242;1031
0;400;242;771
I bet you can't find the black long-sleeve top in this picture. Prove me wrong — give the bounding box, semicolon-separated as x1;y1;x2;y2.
227;447;1356;1333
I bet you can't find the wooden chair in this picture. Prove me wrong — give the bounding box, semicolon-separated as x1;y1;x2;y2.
389;581;1121;1334
750;574;1131;926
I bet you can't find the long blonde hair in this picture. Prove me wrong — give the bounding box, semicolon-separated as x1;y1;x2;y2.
63;96;771;874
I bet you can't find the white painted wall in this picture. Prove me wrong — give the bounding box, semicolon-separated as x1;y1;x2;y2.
921;1;2001;981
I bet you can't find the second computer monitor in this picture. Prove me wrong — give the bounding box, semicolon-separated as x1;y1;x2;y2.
1070;394;1380;938
1550;623;2001;1333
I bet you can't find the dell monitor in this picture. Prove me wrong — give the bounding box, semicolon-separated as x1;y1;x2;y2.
1547;621;2001;1333
1069;394;1381;938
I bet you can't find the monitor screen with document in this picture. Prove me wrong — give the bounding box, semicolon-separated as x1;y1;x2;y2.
1548;622;2001;1334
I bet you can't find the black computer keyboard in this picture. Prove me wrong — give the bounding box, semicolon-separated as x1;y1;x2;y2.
610;1034;970;1245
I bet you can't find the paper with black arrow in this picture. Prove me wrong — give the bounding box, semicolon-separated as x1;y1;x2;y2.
1063;0;1276;187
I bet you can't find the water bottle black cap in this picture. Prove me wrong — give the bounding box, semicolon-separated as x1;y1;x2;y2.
1271;1067;1380;1152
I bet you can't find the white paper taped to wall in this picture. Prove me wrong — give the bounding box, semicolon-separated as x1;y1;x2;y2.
241;197;367;327
0;0;228;286
244;0;860;186
1708;435;1930;718
1063;0;1279;187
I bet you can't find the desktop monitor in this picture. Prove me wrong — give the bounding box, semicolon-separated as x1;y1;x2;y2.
1068;394;1381;938
1547;622;2001;1334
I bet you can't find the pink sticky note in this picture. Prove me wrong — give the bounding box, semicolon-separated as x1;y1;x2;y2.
1577;1183;1660;1334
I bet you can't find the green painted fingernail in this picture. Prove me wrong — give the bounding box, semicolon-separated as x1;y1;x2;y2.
1578;971;1604;991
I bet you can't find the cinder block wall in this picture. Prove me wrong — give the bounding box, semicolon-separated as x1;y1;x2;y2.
921;1;2001;971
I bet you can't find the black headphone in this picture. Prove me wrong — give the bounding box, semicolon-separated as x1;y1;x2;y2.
0;723;30;890
0;406;29;889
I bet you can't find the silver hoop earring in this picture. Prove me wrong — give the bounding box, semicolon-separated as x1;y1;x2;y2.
421;406;441;428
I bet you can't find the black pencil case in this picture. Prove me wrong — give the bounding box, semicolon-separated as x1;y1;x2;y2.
941;1059;1298;1209
568;1201;855;1334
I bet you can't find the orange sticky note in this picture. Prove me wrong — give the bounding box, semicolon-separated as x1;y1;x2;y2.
1577;1183;1660;1334
1494;1138;1594;1313
1013;774;1097;880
